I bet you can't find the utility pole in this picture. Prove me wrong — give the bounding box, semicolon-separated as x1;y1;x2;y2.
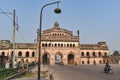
12;9;16;68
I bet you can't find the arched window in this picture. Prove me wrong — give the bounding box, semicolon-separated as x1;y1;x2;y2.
67;44;69;47
48;43;51;47
98;52;101;57
45;43;47;47
99;60;102;64
82;61;84;64
55;43;57;47
93;52;96;57
26;51;29;57
1;52;5;56
18;51;22;57
58;44;60;47
86;52;90;57
42;43;45;47
32;51;35;57
11;51;13;57
81;52;84;57
70;44;72;47
104;52;107;56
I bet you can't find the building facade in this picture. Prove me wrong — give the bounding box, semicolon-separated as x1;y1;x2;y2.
0;22;109;65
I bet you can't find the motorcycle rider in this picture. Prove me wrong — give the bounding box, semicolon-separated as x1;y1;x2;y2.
104;62;111;73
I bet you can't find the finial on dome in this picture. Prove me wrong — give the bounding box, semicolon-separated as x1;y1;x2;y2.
53;21;60;29
54;21;59;27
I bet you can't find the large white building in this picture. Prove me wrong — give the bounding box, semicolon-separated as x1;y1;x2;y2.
0;22;110;65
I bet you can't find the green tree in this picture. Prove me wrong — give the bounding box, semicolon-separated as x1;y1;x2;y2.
113;50;120;56
111;50;120;63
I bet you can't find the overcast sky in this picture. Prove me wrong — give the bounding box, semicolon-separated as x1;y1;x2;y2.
0;0;120;54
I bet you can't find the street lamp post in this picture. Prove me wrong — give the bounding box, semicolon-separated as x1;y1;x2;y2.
38;1;61;80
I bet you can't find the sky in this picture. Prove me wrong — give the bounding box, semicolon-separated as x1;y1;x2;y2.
0;0;120;54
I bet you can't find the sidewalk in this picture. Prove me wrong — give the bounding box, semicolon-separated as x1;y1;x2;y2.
13;65;49;80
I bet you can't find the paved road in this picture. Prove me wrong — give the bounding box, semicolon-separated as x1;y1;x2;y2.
47;64;120;80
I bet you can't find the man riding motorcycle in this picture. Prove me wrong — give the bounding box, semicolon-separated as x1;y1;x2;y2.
104;62;113;74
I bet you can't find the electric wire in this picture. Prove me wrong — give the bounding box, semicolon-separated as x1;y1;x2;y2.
18;29;27;43
0;8;27;43
0;8;13;21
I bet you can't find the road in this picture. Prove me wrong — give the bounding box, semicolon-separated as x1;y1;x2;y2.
47;64;120;80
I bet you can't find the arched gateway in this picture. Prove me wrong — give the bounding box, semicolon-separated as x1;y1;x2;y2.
37;22;80;65
36;22;109;65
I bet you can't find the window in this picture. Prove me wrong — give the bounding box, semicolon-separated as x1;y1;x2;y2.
104;52;107;56
82;61;84;64
18;51;22;57
98;52;101;57
32;52;35;57
86;52;90;57
67;44;69;47
45;43;47;47
61;44;63;47
70;44;72;47
48;43;51;47
58;44;60;47
42;43;45;47
81;52;84;57
55;43;57;47
26;51;29;57
1;52;5;56
99;60;102;64
93;52;96;57
11;51;13;57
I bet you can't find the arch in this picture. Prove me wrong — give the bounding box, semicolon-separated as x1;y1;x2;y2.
81;52;84;57
99;60;102;64
82;61;84;64
68;53;74;64
42;43;45;47
61;44;63;47
55;52;63;64
98;52;101;57
26;51;29;57
87;60;90;64
11;51;13;57
18;51;22;57
92;52;96;57
55;43;57;47
42;53;50;64
86;52;90;57
67;44;69;47
104;52;107;56
32;51;35;57
93;60;96;64
45;43;47;47
1;52;5;56
70;44;72;47
73;44;75;47
58;43;60;47
48;43;51;47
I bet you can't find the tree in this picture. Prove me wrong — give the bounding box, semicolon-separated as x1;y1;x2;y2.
111;50;120;64
113;50;120;56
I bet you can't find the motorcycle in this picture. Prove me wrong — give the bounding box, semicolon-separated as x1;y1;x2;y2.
104;66;113;74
